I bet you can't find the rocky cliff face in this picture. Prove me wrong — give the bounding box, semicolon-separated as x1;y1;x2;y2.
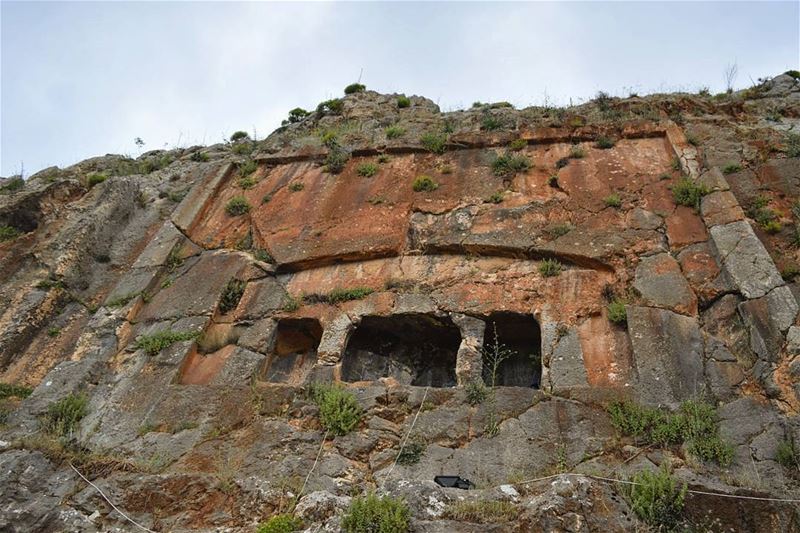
2;73;800;532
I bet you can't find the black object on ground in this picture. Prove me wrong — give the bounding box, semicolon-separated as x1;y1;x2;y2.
434;475;474;490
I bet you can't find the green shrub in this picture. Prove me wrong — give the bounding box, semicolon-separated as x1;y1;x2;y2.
625;466;686;531
231;142;253;155
569;146;585;159
219;279;245;314
481;115;504;131
286;107;309;124
762;220;782;234
308;384;363;436
604;193;622;208
325;146;350;174
377;154;390;164
344;83;366;94
672;177;710;209
397;438;425;466
548;175;559;188
776;437;800;471
327;287;373;303
135;330;198;356
342;493;410;533
413;175;438;192
230;131;250;142
491;152;531;177
785;133;800;157
289;182;305;192
508;139;527;151
465;381;489;405
385;125;406;139
190;151;210;162
253;248;273;263
42;393;89;436
256;514;303;533
87;172;108;187
225;196;252;216
238;176;256;189
608;399;732;465
486;191;504;204
420;132;447;154
785;70;800;80
317;98;343;114
607;299;627;324
0;225;21;242
538;258;562;277
596;137;615;149
546;223;573;238
443;500;516;523
722;163;742;174
0;383;33;400
356;162;378;177
0;177;24;193
238;159;258;177
397;95;411;108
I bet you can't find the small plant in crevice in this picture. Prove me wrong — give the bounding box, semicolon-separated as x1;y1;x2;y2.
397;437;425;466
420;132;448;154
569;145;585;159
624;465;687;531
324;145;350;174
238;159;258;178
341;492;410;533
604;193;622;208
41;393;89;437
190;150;209;162
307;383;363;436
0;177;24;193
508;138;527;151
412;175;438;192
0;225;21;242
282;294;301;312
87;172;108;187
776;436;800;472
396;95;411;108
671;177;710;210
722;163;742;174
491;152;531;177
288;182;305;192
225;196;251;216
538;258;562;277
219;278;246;314
0;383;33;400
385;125;406;139
785;132;800;157
135;330;198;356
481;114;505;131
256;514;304;533
465;381;489;406
304;287;374;305
377;154;390;164
607;298;627;325
485;191;504;204
545;223;573;239
356;162;378;177
253;248;273;263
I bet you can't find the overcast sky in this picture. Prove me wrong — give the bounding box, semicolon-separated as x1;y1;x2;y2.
2;1;798;177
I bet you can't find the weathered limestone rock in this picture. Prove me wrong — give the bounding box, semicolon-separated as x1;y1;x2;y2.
549;327;588;390
700;190;745;227
451;313;485;385
709;220;784;299
633;253;697;315
738;285;799;362
627;306;705;406
317;313;353;366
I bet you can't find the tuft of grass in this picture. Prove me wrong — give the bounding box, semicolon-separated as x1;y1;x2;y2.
608;399;733;465
377;154;390;164
508;139;527;151
134;330;198;356
604;193;622;208
607;298;627;324
420;132;448;154
342;493;409;533
595;137;615;149
238;159;257;177
397;438;425;466
42;393;89;437
0;177;24;193
481;115;505;131
625;466;687;531
385;125;406;139
305;287;374;305
253;248;273;263
413;175;438;192
325;146;350;174
0;225;21;242
219;279;245;314
485;191;504;204
288;182;305;192
776;437;800;472
282;294;301;312
190;151;209;162
0;383;33;400
491;152;531;177
396;95;411;108
256;514;304;533
672;177;710;210
722;163;742;174
344;83;366;94
307;383;363;436
443;500;516;523
465;381;489;406
569;146;586;159
546;223;573;238
762;220;782;234
225;196;251;216
87;172;108;187
785;133;800;157
538;258;562;277
356;162;378;177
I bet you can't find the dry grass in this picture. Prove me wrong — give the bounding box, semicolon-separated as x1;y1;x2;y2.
443;500;517;523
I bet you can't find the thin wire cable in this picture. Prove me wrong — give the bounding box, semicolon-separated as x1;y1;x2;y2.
386;386;430;477
299;429;329;498
69;463;157;533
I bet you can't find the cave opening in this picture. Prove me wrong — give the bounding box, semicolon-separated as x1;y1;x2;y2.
262;318;322;383
341;314;460;387
482;312;541;388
